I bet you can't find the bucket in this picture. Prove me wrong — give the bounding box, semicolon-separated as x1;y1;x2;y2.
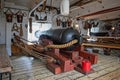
17;15;23;23
82;60;91;72
6;14;13;22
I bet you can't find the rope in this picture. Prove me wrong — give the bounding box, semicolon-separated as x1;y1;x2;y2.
14;35;78;49
46;39;78;49
15;43;55;63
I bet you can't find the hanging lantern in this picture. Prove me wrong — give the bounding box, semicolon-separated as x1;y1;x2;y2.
60;0;70;16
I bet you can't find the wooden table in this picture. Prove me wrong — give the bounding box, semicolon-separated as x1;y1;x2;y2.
0;44;12;80
82;42;120;49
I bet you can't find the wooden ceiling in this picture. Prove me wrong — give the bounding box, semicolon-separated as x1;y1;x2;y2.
4;0;119;20
5;0;97;10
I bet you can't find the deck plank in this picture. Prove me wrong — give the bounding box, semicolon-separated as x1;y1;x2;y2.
94;68;120;80
112;75;120;80
76;63;120;80
3;53;120;80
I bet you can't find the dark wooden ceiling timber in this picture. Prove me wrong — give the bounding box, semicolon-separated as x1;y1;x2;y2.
77;6;120;19
70;0;98;8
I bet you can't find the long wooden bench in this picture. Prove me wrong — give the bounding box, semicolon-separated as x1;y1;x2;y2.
82;42;120;49
0;44;12;80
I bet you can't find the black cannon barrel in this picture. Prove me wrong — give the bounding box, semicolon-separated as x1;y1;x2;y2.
40;28;81;50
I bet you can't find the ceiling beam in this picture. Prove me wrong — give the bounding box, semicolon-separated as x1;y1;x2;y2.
70;0;97;8
38;5;59;14
77;6;120;19
70;0;83;7
39;5;58;10
103;18;120;22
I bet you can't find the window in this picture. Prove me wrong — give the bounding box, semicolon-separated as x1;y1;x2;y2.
28;22;52;42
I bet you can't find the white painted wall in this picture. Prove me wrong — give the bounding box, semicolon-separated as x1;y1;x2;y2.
6;23;12;56
0;12;6;44
78;20;88;35
0;2;29;56
52;14;63;29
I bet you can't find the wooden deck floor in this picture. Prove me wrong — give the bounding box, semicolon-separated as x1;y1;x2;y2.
3;53;120;80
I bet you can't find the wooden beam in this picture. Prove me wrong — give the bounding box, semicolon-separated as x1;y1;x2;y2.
39;5;58;10
70;0;83;7
103;18;120;22
82;43;120;49
70;0;97;8
38;5;59;13
4;7;29;11
77;6;120;18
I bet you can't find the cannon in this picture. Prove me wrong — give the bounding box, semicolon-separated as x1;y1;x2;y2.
39;28;81;50
37;28;98;74
14;28;98;74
